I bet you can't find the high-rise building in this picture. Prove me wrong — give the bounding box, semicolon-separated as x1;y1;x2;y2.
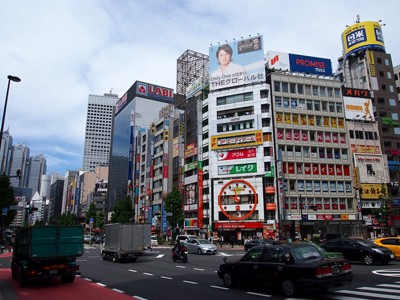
25;154;47;196
9;143;30;188
107;81;176;216
83;92;118;172
0;129;13;175
338;18;400;233
49;177;64;219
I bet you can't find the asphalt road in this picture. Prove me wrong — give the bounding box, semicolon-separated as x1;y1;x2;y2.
78;245;400;300
2;245;400;299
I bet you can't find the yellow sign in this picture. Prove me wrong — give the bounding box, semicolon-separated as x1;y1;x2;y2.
360;183;387;199
211;130;263;150
342;21;385;57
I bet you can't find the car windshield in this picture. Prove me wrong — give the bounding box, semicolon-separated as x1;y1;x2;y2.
196;239;210;244
356;239;375;247
292;245;324;261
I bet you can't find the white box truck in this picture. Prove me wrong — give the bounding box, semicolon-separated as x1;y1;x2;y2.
101;223;151;262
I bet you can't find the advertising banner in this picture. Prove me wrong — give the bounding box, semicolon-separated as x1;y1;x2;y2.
209;36;265;91
217;148;257;161
354;154;387;183
341;21;385;57
343;87;374;121
268;50;332;76
211;130;263;150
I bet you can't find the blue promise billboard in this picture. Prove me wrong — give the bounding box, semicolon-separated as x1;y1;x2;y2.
288;53;332;76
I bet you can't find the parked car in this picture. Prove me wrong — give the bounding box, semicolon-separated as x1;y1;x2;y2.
151;235;158;247
374;237;400;259
319;233;348;243
83;234;91;243
184;238;217;255
244;238;272;251
309;242;344;258
320;237;395;265
175;235;199;242
217;242;353;297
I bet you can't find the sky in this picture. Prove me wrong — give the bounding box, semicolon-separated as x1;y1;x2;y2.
1;0;399;176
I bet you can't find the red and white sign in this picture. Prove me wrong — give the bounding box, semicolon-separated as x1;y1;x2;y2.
218;148;257;161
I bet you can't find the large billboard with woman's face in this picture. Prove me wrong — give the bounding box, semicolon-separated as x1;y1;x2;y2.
209;36;265;91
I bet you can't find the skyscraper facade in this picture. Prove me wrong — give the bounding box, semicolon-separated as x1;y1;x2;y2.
83;92;118;172
25;154;47;196
9;143;30;188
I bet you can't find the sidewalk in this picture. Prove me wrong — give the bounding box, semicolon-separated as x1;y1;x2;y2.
0;250;18;300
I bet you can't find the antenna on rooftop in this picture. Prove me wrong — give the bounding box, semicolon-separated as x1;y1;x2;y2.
356;14;360;23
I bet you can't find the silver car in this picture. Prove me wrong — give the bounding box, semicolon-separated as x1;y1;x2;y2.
184;238;217;255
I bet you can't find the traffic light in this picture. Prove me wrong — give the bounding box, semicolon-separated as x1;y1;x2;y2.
163;130;169;142
151;123;155;134
179;122;184;135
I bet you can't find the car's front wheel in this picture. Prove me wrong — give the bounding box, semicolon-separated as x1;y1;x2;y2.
197;248;202;255
282;279;296;297
223;272;235;288
363;254;374;265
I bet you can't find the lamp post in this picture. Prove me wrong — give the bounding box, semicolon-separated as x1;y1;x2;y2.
0;75;21;158
299;195;303;240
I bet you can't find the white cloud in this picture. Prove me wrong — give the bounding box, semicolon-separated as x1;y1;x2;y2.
1;0;398;174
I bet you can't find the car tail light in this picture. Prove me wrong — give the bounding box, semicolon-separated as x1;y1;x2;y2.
316;265;333;278
342;262;352;273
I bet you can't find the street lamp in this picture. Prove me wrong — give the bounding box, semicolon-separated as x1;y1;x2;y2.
0;75;21;157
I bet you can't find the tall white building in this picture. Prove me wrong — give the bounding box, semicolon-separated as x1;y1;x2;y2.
83;92;118;172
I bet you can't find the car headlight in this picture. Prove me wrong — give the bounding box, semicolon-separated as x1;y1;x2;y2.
372;248;384;254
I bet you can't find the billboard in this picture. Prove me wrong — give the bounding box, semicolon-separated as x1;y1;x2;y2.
209;36;265;91
210;130;263;150
268;51;332;76
341;21;385;57
342;87;374;121
354;154;388;184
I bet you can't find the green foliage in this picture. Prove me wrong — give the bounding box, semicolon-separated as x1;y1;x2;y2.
375;183;392;235
59;212;79;225
95;210;105;229
164;188;184;229
110;197;134;223
0;175;16;227
86;203;97;224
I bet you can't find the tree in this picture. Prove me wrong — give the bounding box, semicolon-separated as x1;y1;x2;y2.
95;210;105;229
164;188;184;236
59;212;79;225
0;174;16;230
86;203;97;224
376;183;392;236
110;197;133;223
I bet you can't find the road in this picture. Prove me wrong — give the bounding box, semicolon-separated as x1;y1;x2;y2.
2;244;400;299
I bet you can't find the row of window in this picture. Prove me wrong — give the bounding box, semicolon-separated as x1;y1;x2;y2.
273;82;341;99
276;113;345;128
275;97;343;113
284;197;354;211
285;180;352;193
282;146;349;160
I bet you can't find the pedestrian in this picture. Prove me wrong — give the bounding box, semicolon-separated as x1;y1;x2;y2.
229;236;235;248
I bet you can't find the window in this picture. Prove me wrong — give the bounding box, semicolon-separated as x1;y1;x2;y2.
274;81;280;92
334;88;341;98
392;113;399;120
312;86;319;96
303;147;310;158
384;59;390;66
341;149;348;160
389;85;394;93
290;83;296;93
297;84;304;94
307;100;313;110
336;103;342;113
217;92;253;105
316;116;321;126
387;72;392;79
329;102;335;113
327;87;333;97
260;89;269;98
322;101;327;111
320;87;326;97
314;100;321;111
282;82;289;93
389;99;397;106
305;85;311;95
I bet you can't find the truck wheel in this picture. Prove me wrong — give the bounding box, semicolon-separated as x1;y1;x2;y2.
112;253;119;262
61;274;75;283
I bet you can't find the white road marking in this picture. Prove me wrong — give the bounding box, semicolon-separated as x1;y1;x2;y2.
378;283;400;288
193;268;205;271
128;269;137;273
335;290;395;299
143;272;154;276
155;254;164;258
210;285;229;290
96;282;107;287
112;288;124;293
84;277;92;281
372;269;400;277
246;291;271;297
182;280;198;284
176;265;186;269
358;286;400;293
160;276;173;280
329;296;368;300
134;296;148;300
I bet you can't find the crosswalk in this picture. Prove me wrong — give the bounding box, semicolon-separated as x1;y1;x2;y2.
326;281;400;300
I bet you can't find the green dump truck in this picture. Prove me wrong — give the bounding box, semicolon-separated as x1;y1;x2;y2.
11;225;84;287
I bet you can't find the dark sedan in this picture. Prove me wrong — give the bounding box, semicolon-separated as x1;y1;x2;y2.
320;237;395;265
218;242;353;297
244;238;272;251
